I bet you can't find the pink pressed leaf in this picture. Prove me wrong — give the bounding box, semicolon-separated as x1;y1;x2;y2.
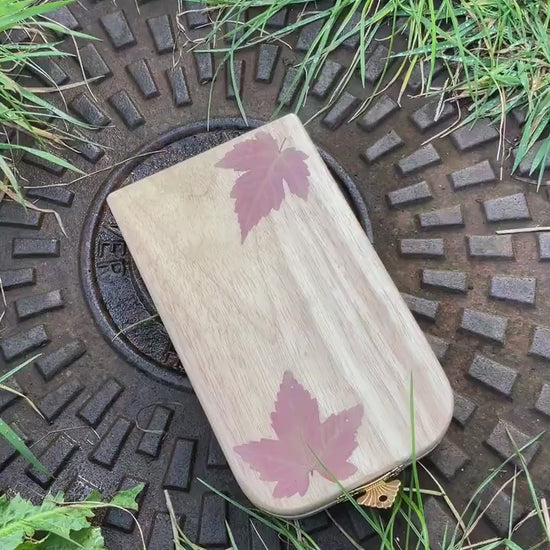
277;150;310;199
234;372;363;498
270;371;320;441
229;170;285;243
315;404;364;481
215;131;310;242
234;439;311;497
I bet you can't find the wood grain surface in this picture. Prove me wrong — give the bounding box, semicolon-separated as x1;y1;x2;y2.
107;114;453;517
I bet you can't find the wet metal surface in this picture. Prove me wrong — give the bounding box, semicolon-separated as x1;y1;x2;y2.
0;0;549;547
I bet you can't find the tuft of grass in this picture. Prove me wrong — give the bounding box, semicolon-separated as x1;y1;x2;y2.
0;354;46;474
184;0;550;184
0;0;96;204
166;438;550;550
166;379;550;549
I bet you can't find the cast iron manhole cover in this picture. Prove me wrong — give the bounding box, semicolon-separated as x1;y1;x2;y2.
0;0;549;548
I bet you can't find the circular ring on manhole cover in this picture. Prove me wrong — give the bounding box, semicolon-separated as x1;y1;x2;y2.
80;118;373;390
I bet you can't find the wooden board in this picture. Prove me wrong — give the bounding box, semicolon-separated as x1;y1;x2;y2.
107;114;453;518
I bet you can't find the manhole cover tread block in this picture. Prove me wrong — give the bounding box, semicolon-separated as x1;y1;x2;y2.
48;6;81;31
460;309;508;346
0;324;50;362
362;129;404;164
411;100;456;133
225;59;245;100
194;49;214;84
136;405;173;458
537;233;550;261
340;12;362;50
207;432;228;468
35;339;87;381
407;59;444;93
486;419;540;467
0;202;43;229
69;93;111;127
77;378;124;428
22;151;66;176
0;268;36;291
182;1;210;29
479;482;526;536
418;205;464;230
421;269;468;294
108;90;145;130
428;437;470;480
399;238;445;258
126;58;160;100
449;159;496;190
482;192;532;223
529;326;550;361
25;186;75;207
198;493;228;547
77;140;105;164
278;66;301;107
106;476;148;532
423;497;457;550
300;512;330;534
425;333;449;361
90;416;133;469
490;275;536;306
255;44;280;84
396;143;441;176
26;434;78;488
38;378;84;423
63;475;98;502
27;58;69;87
311;59;344;100
364;44;393;84
469;354;517;397
147;14;175;54
0;378;23;413
357;94;399;131
166;66;192;107
0;424;30;472
15;289;64;321
223;17;244;44
78;43;112;82
452;392;477;427
148;512;185;550
347;505;376;541
322;92;361;130
296;20;324;53
163;438;196;491
535;384;550;416
387;181;431;208
467;235;514;260
266;8;288;29
100;10;137;51
401;292;439;322
450;119;499;152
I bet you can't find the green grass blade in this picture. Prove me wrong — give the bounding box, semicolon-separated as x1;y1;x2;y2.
0;353;41;384
0;417;47;473
0;143;85;174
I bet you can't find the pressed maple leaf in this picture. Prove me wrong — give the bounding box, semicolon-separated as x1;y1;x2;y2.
215;131;310;242
234;371;363;498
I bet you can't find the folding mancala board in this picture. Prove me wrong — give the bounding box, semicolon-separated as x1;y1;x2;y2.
107;114;453;518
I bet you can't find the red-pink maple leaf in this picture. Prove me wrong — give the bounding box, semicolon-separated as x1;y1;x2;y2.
215;131;310;242
234;371;363;498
